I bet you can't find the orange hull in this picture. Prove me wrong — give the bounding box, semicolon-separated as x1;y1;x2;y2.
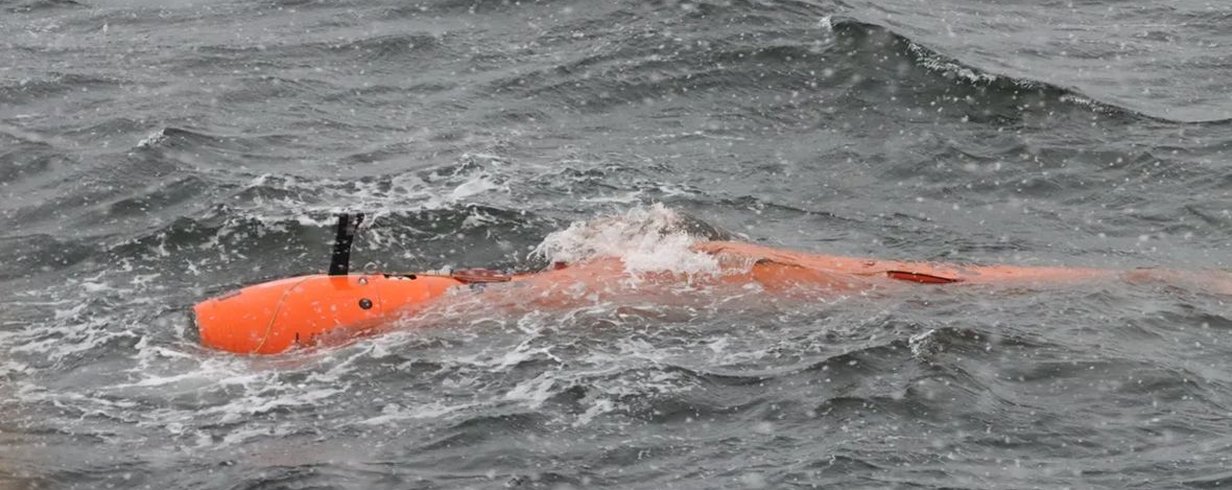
193;240;1202;355
193;274;463;354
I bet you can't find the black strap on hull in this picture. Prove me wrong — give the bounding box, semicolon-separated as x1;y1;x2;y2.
329;213;365;276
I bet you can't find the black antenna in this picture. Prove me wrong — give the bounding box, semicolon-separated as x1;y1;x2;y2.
329;213;364;275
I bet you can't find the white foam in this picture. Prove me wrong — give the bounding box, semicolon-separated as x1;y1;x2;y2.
503;371;558;408
907;42;1002;85
135;128;166;149
909;328;938;358
1059;93;1115;114
530;204;720;276
447;173;503;201
357;400;482;425
820;15;833;31
572;397;616;427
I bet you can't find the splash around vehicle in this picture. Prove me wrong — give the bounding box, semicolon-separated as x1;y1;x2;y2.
194;213;1220;355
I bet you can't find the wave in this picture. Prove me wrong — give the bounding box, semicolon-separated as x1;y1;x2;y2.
133;126;305;154
2;0;83;13
0;72;124;104
1;234;97;281
827;17;1231;125
190;32;449;70
0;140;63;185
471;10;1229;127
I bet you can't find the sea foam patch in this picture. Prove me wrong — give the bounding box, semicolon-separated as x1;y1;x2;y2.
531;204;723;276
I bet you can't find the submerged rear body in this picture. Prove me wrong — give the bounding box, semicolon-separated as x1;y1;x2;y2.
192;240;1166;356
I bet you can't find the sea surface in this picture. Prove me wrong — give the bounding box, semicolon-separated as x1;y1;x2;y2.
3;0;1232;488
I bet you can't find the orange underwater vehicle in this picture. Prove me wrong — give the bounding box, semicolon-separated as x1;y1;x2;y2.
193;214;1224;355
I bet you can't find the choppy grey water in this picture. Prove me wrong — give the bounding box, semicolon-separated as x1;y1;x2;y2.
4;0;1232;488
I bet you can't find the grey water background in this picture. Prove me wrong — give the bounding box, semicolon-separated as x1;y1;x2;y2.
4;0;1232;488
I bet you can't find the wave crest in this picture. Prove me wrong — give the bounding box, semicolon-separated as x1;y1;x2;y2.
827;17;1219;124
